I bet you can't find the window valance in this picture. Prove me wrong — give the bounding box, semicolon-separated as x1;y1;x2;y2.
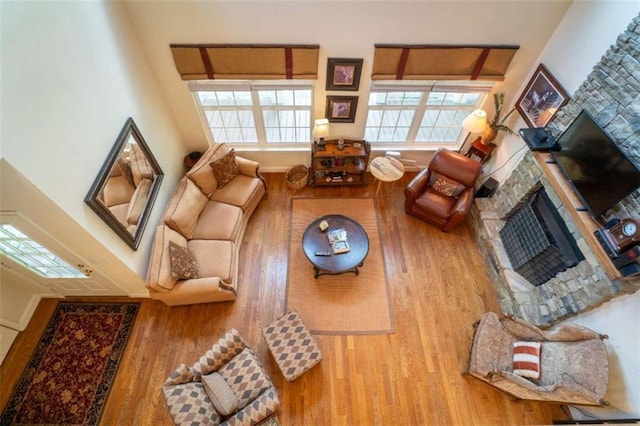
371;44;519;81
170;44;320;80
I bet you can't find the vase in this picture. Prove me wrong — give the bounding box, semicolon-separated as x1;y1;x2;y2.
482;127;497;145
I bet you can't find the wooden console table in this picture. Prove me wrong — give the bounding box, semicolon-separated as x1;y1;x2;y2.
532;152;621;279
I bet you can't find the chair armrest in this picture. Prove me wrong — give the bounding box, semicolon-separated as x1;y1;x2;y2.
230;387;281;425
404;168;430;213
543;324;608;342
491;371;607;405
194;329;248;379
442;188;474;231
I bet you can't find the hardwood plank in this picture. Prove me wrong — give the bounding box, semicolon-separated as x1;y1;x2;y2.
0;172;568;425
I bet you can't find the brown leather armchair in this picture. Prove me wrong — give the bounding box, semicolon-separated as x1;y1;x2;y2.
404;149;482;231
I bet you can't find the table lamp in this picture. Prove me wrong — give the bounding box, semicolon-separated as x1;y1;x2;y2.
462;109;488;145
313;118;330;151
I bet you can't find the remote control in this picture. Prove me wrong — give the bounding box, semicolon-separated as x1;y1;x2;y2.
315;251;332;256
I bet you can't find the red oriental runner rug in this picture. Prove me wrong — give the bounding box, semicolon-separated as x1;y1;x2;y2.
1;302;139;425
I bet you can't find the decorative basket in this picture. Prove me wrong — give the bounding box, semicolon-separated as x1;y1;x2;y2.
286;165;309;189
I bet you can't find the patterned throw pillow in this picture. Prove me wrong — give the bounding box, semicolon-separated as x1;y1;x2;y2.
429;172;465;197
512;341;541;379
218;348;271;409
210;149;240;188
168;241;199;280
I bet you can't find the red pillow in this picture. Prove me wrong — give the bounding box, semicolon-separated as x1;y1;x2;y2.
512;341;541;379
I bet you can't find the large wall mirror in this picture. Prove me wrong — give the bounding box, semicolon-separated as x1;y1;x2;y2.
85;117;164;250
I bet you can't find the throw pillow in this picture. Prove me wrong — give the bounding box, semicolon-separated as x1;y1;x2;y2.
201;372;239;416
168;241;199;280
218;348;271;409
429;172;465;197
210;149;240;188
512;341;541;379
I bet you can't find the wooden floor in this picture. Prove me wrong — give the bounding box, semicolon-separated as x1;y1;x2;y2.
1;172;569;425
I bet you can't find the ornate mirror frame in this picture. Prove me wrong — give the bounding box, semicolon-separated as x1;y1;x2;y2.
85;117;164;250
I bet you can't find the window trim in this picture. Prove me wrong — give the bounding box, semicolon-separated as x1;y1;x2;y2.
189;80;314;150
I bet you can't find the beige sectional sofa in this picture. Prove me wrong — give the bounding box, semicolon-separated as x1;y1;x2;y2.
146;143;266;306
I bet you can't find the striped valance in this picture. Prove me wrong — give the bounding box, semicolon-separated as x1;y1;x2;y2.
170;44;320;80
372;44;519;81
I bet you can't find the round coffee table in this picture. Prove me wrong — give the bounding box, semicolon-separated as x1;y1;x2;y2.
302;215;369;278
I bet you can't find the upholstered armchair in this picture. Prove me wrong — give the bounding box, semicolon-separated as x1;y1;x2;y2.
163;329;280;425
466;312;609;406
404;148;482;231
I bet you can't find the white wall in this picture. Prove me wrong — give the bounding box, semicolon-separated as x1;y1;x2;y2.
482;0;640;184
564;291;640;419
1;1;186;297
124;0;571;169
486;0;640;419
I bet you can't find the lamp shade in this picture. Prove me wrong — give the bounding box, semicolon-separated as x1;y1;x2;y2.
462;109;488;133
313;118;330;139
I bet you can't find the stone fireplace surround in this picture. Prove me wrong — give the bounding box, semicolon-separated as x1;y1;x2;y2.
469;15;640;327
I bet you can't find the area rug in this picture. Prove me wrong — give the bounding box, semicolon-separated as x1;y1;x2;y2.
1;302;139;425
287;198;394;335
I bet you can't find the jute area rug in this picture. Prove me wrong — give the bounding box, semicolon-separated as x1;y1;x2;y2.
1;302;139;425
287;198;394;335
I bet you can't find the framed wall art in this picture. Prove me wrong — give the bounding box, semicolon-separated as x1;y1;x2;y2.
326;58;363;91
326;96;358;123
516;64;569;128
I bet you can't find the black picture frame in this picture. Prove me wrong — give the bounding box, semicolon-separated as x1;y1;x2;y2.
326;58;363;91
84;118;164;250
516;64;570;128
326;96;358;123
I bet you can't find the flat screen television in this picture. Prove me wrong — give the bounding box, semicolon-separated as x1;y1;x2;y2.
550;109;640;219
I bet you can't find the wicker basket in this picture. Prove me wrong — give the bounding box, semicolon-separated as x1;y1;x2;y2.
286;165;309;189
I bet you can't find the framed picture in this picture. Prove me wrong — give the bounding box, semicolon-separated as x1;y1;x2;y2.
326;96;358;123
516;64;570;128
326;58;363;91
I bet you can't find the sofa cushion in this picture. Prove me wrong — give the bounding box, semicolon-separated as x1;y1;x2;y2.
201;372;239;416
187;239;234;282
218;348;271;410
126;178;151;225
130;143;154;187
210;175;264;212
164;178;208;238
102;175;135;207
210;149;240;188
513;341;541;379
192;201;243;241
169;241;199;280
163;382;221;426
147;225;188;292
186;144;226;197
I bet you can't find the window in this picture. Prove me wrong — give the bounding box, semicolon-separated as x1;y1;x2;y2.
190;81;313;148
365;82;492;149
0;224;86;279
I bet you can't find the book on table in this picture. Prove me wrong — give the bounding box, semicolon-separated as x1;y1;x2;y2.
327;228;350;254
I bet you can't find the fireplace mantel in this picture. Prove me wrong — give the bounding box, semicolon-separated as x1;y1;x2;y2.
531;152;621;279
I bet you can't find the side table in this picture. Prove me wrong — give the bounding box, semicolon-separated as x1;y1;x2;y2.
465;138;496;164
369;156;405;196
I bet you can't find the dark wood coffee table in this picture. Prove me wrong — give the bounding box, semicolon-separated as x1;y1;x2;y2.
302;214;369;278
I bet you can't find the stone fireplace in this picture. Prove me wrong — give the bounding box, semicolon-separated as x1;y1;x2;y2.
500;185;584;287
469;15;640;327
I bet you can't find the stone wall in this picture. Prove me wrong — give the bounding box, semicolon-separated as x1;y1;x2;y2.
470;14;640;326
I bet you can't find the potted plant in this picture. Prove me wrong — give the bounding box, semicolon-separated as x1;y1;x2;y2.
482;92;516;145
